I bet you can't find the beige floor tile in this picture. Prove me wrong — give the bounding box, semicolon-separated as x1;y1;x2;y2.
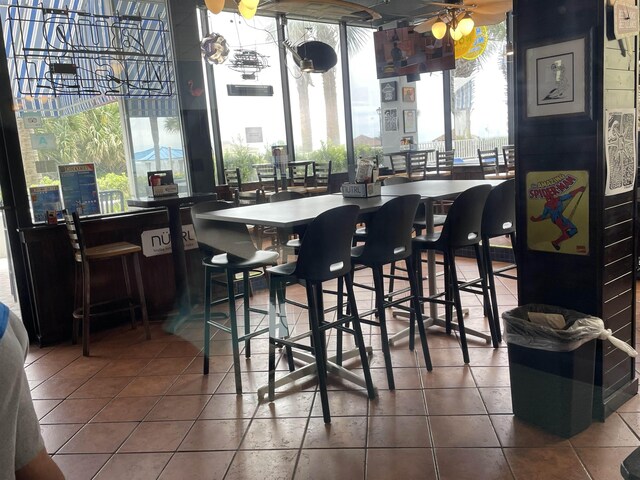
296;449;365;480
241;417;308;450
366;448;436;480
93;453;171;480
225;450;298;480
367;415;430;448
159;451;235;480
436;447;514;480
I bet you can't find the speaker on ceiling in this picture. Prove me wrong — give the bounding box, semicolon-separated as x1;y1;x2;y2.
296;41;338;73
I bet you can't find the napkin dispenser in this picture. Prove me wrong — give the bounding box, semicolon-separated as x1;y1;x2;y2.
341;182;381;198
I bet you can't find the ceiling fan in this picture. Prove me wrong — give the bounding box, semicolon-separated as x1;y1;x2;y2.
413;0;512;34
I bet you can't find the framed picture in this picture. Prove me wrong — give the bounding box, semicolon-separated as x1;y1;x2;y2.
380;81;397;102
402;86;415;103
383;108;398;132
525;37;588;118
403;109;417;133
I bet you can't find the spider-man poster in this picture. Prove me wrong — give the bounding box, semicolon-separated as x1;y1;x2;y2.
527;171;589;255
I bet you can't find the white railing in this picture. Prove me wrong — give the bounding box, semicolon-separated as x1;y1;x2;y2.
419;137;509;159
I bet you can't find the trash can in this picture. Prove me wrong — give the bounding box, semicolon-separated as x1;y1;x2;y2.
503;305;603;438
621;446;640;479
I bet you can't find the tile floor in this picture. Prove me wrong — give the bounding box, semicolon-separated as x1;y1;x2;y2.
25;257;640;480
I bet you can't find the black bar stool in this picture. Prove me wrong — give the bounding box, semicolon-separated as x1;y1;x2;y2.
267;205;376;423
412;184;494;363
351;194;433;389
191;200;289;394
480;179;517;343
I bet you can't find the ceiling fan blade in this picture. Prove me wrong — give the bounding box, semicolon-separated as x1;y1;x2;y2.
414;16;440;34
465;0;512;14
472;11;509;25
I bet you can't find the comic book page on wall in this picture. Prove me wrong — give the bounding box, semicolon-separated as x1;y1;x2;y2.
526;171;589;255
605;109;636;196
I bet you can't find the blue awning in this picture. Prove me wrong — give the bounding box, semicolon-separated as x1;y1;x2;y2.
2;0;178;118
134;146;184;161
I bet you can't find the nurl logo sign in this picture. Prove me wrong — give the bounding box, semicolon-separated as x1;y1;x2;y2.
141;224;198;257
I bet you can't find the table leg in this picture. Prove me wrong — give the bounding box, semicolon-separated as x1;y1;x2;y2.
165;204;191;329
388;198;491;346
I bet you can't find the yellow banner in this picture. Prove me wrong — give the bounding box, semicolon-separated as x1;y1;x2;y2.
526;171;589;255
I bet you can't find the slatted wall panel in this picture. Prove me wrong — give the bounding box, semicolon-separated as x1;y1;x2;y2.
597;19;638;415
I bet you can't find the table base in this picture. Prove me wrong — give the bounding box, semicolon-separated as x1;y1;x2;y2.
257;346;375;401
388;309;491;346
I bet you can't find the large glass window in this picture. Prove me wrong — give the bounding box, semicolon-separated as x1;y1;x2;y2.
451;23;508;158
416;72;445;151
208;12;287;182
348;27;382;160
287;20;347;172
2;0;187;220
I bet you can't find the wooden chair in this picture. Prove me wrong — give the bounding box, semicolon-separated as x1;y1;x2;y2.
477;148;501;179
389;154;408;176
306;161;332;195
224;168;262;206
435;150;455;179
287;162;310;195
63;210;150;356
255;164;279;195
407;151;428;180
502;145;516;178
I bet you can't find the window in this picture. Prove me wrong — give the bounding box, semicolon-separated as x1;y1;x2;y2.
208;12;287;182
287;20;347;172
2;0;187;220
416;72;445;151
450;23;508;158
348;27;382;160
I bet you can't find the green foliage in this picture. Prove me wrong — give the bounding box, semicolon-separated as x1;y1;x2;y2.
39;103;126;175
96;173;130;199
223;137;265;182
300;141;347;172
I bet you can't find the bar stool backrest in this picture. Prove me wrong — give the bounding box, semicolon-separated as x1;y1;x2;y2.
357;194;421;265
225;168;242;190
63;210;86;263
436;150;455;176
270;191;305;202
382;176;411;186
294;205;360;283
477;148;499;178
481;179;516;238
440;184;492;248
191;200;257;260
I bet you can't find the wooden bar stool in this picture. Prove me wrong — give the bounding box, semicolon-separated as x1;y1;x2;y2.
63;210;150;356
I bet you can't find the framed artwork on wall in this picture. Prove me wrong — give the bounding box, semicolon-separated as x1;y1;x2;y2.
383;108;398;131
403;109;417;133
380;81;397;102
402;86;415;102
525;36;588;118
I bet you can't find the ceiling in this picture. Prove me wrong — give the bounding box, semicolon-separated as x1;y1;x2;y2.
236;0;448;27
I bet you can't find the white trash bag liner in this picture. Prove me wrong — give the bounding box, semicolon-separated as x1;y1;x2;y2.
503;304;637;357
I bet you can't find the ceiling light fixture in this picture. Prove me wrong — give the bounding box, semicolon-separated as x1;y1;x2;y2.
203;0;262;21
430;8;475;41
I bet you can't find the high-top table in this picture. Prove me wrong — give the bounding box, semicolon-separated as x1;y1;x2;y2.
128;192;217;323
196;180;503;398
379;179;503;345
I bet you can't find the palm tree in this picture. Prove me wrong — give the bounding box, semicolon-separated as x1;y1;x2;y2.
285;21;369;151
39;103;126;175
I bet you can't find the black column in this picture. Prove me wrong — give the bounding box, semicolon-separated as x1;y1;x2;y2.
167;0;216;193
